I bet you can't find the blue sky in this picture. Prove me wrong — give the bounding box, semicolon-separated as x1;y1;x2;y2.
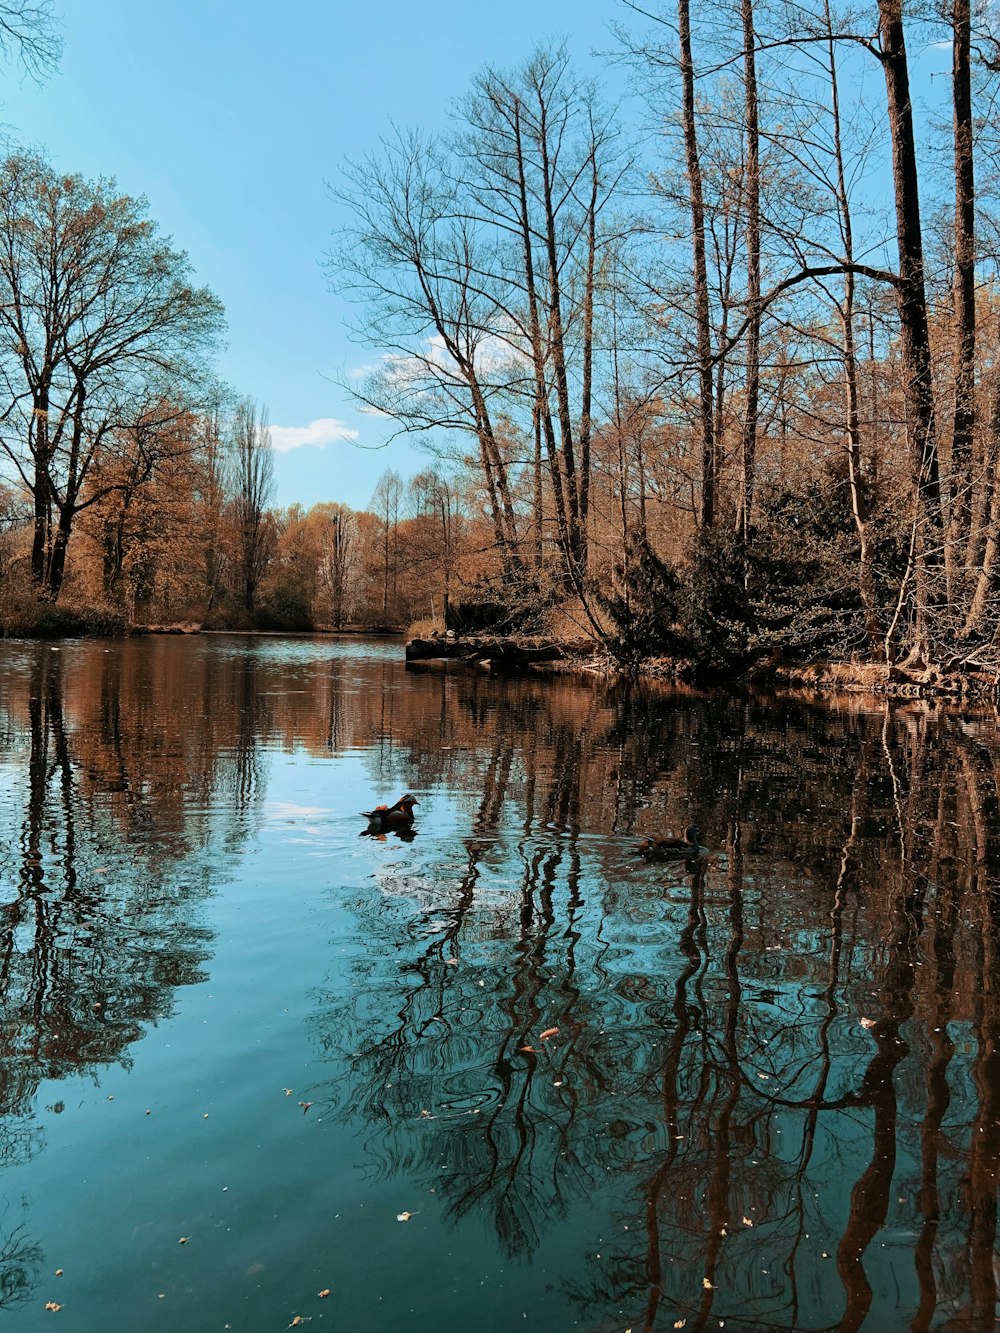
0;0;624;510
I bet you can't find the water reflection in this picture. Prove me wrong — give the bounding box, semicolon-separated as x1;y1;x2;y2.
311;679;1000;1332
0;638;998;1330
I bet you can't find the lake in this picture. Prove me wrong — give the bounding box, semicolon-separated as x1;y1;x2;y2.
0;634;998;1332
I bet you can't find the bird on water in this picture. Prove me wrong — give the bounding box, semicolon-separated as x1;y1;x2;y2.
361;793;419;833
638;824;703;859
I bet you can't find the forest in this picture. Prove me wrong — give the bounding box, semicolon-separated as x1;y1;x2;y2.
2;0;999;682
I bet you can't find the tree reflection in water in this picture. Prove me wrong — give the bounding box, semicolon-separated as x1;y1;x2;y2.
0;641;254;1310
310;675;1000;1333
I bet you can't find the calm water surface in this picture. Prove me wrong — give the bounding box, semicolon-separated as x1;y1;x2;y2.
1;634;999;1332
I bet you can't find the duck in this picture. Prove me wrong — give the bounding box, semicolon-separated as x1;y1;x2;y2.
360;793;419;832
638;824;703;859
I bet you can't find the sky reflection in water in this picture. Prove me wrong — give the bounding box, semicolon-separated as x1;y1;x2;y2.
0;634;997;1332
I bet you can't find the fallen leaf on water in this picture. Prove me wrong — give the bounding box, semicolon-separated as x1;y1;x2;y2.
318;1289;331;1298
299;1102;313;1113
539;1028;559;1041
860;1016;877;1030
45;1302;62;1312
397;1211;414;1222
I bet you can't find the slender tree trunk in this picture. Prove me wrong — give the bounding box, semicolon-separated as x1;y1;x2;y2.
736;0;761;541
532;395;544;569
950;0;976;589
827;8;882;658
46;505;73;601
539;102;583;566
878;0;945;659
577;140;598;573
678;0;716;527
30;387;51;589
962;379;1000;639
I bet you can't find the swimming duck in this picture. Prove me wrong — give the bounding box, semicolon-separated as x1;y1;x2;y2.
638;824;702;859
361;793;419;832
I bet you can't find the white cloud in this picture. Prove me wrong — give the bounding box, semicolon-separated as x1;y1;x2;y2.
269;418;360;453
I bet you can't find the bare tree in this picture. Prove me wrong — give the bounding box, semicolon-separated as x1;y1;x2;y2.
319;504;361;629
406;468;462;624
332;131;525;577
0;152;224;600
230;397;275;614
333;45;629;615
370;467;404;623
0;1;61;80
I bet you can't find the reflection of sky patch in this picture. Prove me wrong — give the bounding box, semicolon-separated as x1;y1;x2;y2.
265;802;331;820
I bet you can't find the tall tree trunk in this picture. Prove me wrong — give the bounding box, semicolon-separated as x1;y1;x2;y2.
577;138;598;573
532;396;544;569
878;0;945;660
950;0;976;590
539;101;583;567
736;0;761;541
962;379;1000;639
827;7;882;658
678;0;716;527
30;388;51;590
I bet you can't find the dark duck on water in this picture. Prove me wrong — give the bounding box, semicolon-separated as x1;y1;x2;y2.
361;793;419;833
638;823;703;859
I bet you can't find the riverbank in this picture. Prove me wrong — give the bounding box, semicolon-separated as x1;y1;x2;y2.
405;633;1000;700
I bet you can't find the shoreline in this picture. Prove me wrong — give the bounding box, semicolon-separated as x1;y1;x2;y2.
405;633;1000;701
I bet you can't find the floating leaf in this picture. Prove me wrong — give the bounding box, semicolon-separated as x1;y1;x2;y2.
539;1028;559;1041
397;1211;414;1222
